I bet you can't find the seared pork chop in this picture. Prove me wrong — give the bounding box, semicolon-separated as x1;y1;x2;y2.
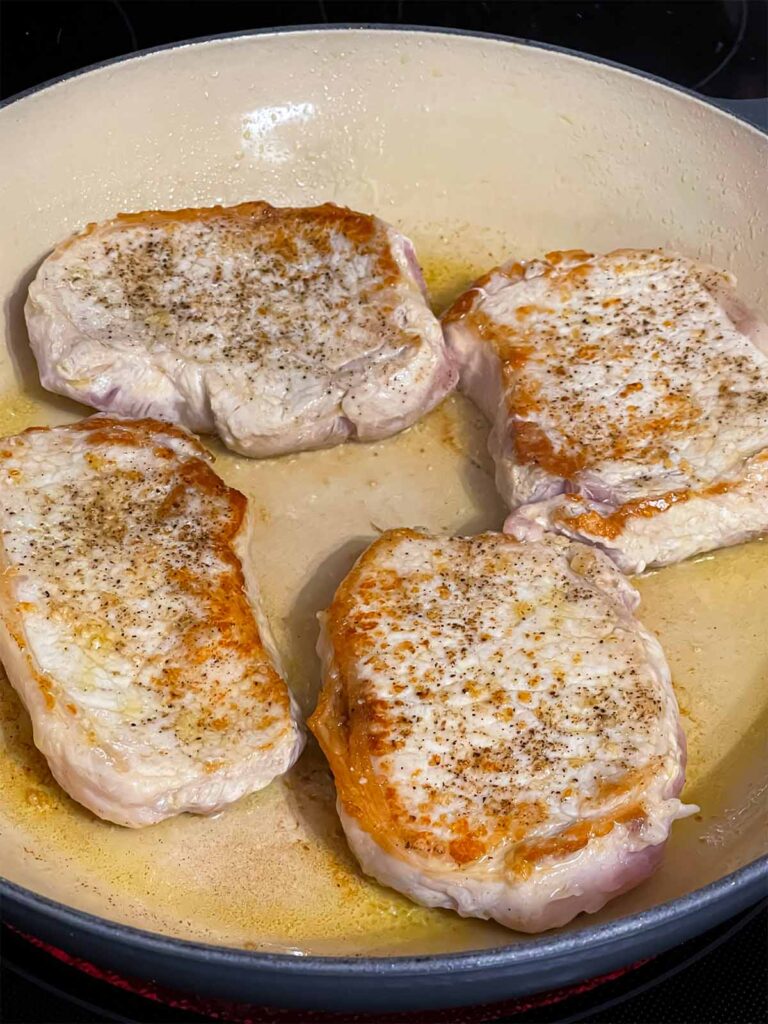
0;416;304;827
442;249;768;572
25;202;456;458
309;529;693;933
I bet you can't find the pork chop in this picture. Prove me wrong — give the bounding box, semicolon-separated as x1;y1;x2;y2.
442;249;768;572
25;202;456;458
309;529;694;933
0;416;304;827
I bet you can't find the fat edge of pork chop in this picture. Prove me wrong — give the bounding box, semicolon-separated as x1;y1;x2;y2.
442;249;768;573
25;202;457;458
0;416;305;827
309;529;695;933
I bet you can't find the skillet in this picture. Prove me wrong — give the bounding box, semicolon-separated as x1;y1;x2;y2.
0;25;766;1013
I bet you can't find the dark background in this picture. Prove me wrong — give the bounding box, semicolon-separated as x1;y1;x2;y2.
1;2;767;1022
1;0;767;101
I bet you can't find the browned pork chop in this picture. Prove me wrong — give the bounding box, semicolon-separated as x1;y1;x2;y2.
443;249;768;572
310;529;694;932
0;416;304;827
26;202;457;458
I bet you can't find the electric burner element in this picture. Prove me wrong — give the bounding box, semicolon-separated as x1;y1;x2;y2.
9;928;647;1023
3;904;766;1024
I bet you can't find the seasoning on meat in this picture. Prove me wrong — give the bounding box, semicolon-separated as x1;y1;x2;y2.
26;202;457;458
0;416;304;827
310;529;694;933
443;249;768;572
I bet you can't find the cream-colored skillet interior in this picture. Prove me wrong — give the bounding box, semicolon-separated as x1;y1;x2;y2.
0;29;766;957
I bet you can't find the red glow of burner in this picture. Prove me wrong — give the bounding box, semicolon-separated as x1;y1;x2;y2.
17;929;648;1023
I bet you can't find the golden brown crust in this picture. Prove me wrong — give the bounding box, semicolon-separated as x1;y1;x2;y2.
44;200;430;415
68;415;212;456
441;261;526;324
442;249;757;488
62;200;400;287
1;417;290;756
309;530;423;859
309;530;663;871
508;802;646;879
554;477;744;539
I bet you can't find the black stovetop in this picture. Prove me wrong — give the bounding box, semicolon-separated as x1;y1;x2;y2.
1;3;766;1022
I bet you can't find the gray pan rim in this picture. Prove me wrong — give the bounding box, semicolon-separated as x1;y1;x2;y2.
0;21;766;977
